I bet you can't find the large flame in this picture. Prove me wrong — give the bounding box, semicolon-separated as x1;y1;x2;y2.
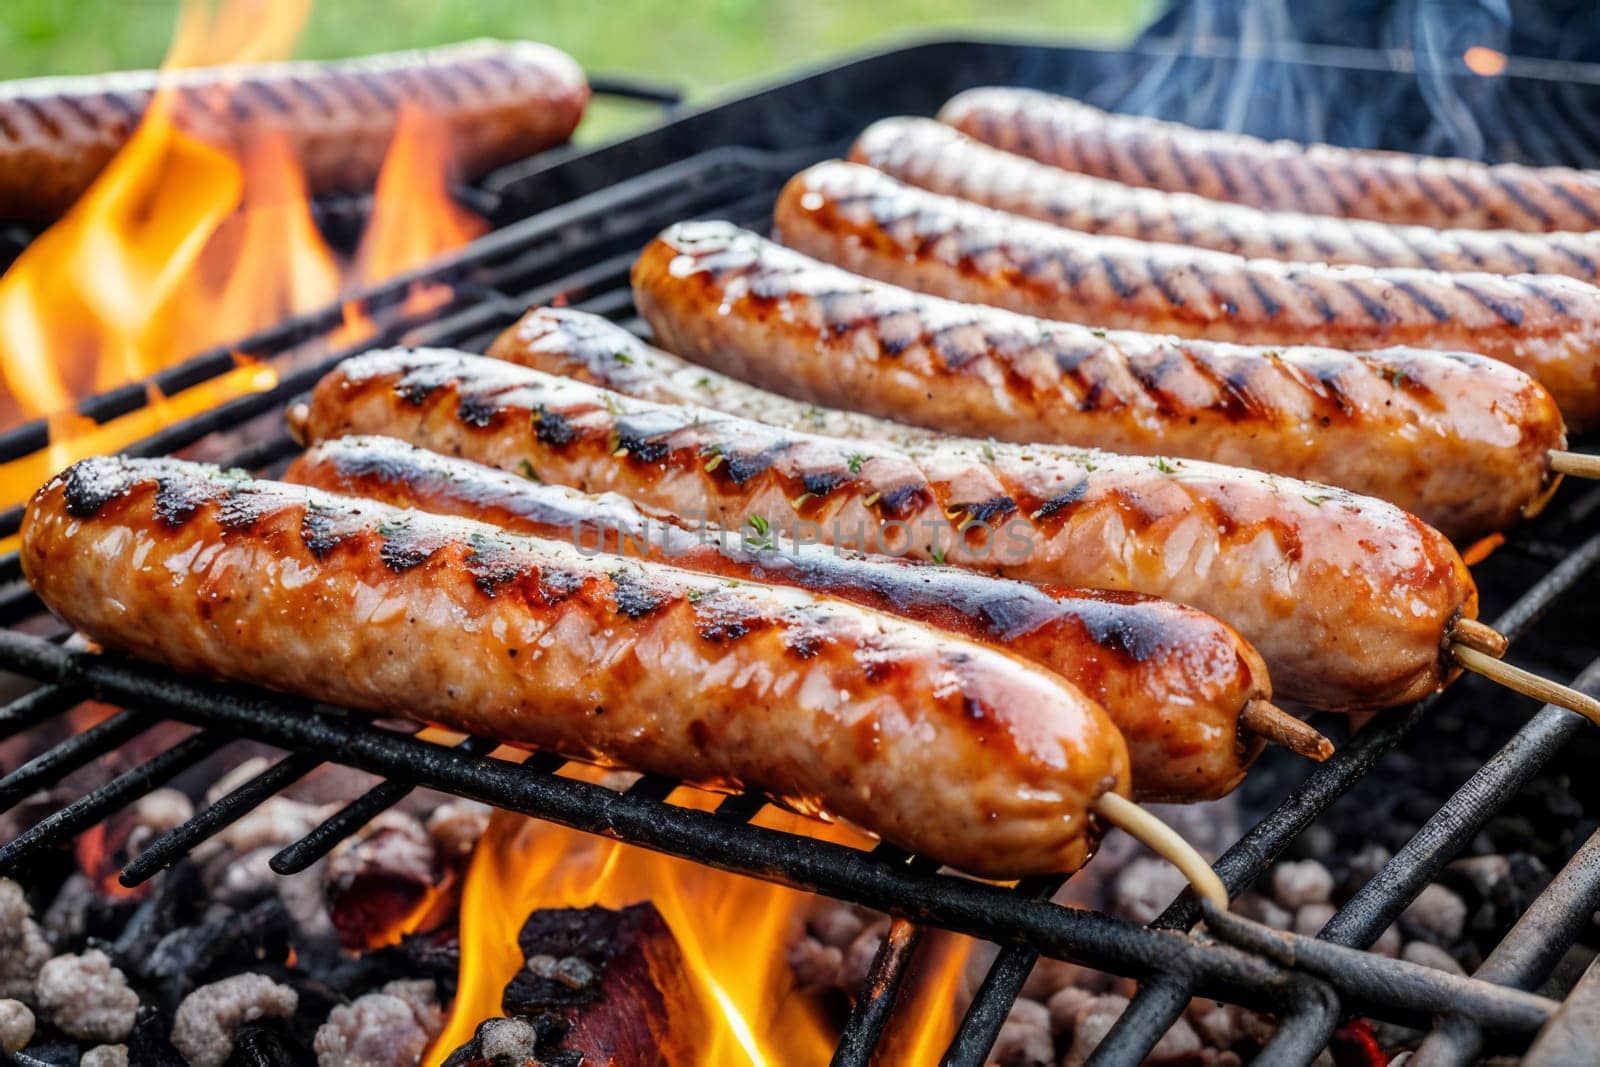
0;0;485;508
426;768;979;1065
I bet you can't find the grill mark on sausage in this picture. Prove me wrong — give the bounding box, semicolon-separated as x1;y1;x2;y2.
300;506;347;557
1516;277;1570;317
240;78;293;117
1549;183;1600;227
284;74;335;119
1337;278;1393;324
218;490;268;530
609;570;667;619
13;97;62;139
1124;134;1160;185
1497;240;1539;275
1028;481;1088;521
1147;256;1187;307
379;523;437;572
1494;177;1553;230
533;405;576;446
457;393;503;428
63;461;130;517
879;482;932;520
464;534;526;595
1244;274;1282;319
355;71;399;111
1453;280;1526;326
1552;243;1598;279
1443;174;1482;211
53;95;104;132
1204;149;1239;198
1388;280;1451;323
614;410;683;462
417;66;463;106
724;443;790;485
1099;253;1137;299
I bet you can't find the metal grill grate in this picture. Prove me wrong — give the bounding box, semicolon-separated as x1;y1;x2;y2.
3;37;1600;1065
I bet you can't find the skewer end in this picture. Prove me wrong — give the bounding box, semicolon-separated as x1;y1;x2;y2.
1550;450;1600;480
1240;700;1334;762
1449;616;1509;658
1093;791;1228;913
1453;644;1600;727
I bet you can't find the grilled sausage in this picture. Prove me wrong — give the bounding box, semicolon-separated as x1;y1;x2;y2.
853;117;1600;283
774;162;1600;431
289;435;1275;801
23;455;1129;878
629;224;1565;543
940;87;1600;233
289;348;1480;712
0;40;588;225
488;306;924;445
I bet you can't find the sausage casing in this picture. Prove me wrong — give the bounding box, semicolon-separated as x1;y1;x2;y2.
940;88;1600;233
0;40;588;225
291;348;1479;712
289;435;1273;801
23;456;1129;878
631;222;1565;543
853;117;1600;283
774;161;1600;431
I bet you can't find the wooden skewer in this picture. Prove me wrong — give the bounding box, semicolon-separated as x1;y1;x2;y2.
1452;645;1600;727
1450;617;1510;658
1239;700;1334;762
1551;450;1600;479
1093;792;1227;912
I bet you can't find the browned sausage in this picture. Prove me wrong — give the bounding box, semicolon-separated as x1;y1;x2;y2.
628;224;1565;543
287;434;1278;801
941;87;1600;232
23;455;1130;878
773;161;1600;431
0;40;588;225
289;348;1480;712
852;117;1600;283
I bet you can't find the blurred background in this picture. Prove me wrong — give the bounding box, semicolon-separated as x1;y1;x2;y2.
1;0;1154;140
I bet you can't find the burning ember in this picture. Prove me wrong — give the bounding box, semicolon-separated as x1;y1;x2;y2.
0;0;486;508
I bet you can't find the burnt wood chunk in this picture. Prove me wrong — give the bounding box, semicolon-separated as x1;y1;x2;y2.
501;903;702;1066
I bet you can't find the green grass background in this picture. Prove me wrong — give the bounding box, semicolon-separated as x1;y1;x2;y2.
1;0;1151;140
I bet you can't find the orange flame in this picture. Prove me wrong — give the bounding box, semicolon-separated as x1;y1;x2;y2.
427;780;860;1066
0;0;485;509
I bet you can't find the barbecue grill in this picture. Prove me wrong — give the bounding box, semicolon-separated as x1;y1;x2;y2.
3;34;1600;1065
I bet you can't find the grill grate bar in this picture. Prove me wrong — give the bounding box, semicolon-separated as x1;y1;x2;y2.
1323;662;1600;945
119;749;323;887
1091;535;1600;1062
0;707;157;814
1412;826;1600;1066
830;918;923;1067
941;875;1070;1067
0;682;84;742
269;734;498;875
0;728;228;875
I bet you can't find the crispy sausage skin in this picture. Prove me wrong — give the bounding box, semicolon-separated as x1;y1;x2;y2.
940;88;1600;233
853;117;1600;283
289;435;1273;801
631;223;1565;543
0;40;588;225
774;162;1600;432
290;349;1479;712
23;456;1129;878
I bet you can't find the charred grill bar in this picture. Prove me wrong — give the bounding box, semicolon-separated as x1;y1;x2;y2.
3;35;1600;1064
